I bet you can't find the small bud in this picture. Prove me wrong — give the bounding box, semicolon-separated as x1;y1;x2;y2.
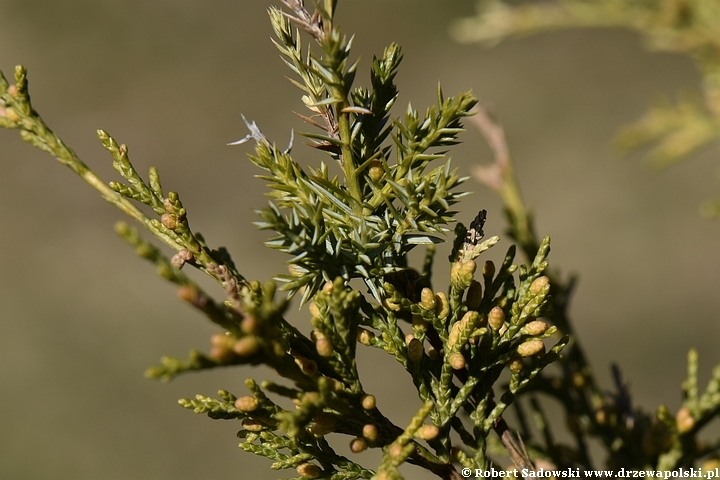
295;356;318;376
361;394;376;410
435;292;449;320
177;248;195;262
233;336;260;357
362;423;378;442
234;396;259;412
177;285;196;303
412;315;428;331
407;337;423;363
417;424;440;440
448;352;466;370
350;437;367;453
427;346;440;361
451;260;476;289
316;337;334;357
209;345;231;362
488;306;505;331
420;288;436;310
368;159;384;181
211;332;231;347
296;462;322;479
466;281;482;310
676;407;694;434
8;85;18;97
382;297;401;312
308;302;321;318
322;282;334;294
508;356;524;374
357;328;374;345
702;459;720;473
460;260;477;276
240;316;259;335
170;249;194;269
450;262;461;282
530;276;550;294
594;407;608;425
5;107;20;122
448;311;477;349
517;339;545;357
163;197;175;213
242;418;265;432
483;260;495;278
161;213;178;230
209;333;234;362
389;443;404;458
310;413;336;435
521;320;548;336
572;372;586;389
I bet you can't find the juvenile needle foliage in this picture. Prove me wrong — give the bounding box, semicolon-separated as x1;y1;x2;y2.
2;1;569;478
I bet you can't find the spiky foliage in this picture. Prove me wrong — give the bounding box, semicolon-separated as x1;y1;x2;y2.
244;3;476;305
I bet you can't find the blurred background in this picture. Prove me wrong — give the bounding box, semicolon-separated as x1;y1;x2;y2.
2;1;719;478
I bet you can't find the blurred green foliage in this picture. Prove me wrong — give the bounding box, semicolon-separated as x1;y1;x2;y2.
452;0;720;215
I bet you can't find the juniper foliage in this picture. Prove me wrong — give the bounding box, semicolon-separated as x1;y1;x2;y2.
4;0;720;479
